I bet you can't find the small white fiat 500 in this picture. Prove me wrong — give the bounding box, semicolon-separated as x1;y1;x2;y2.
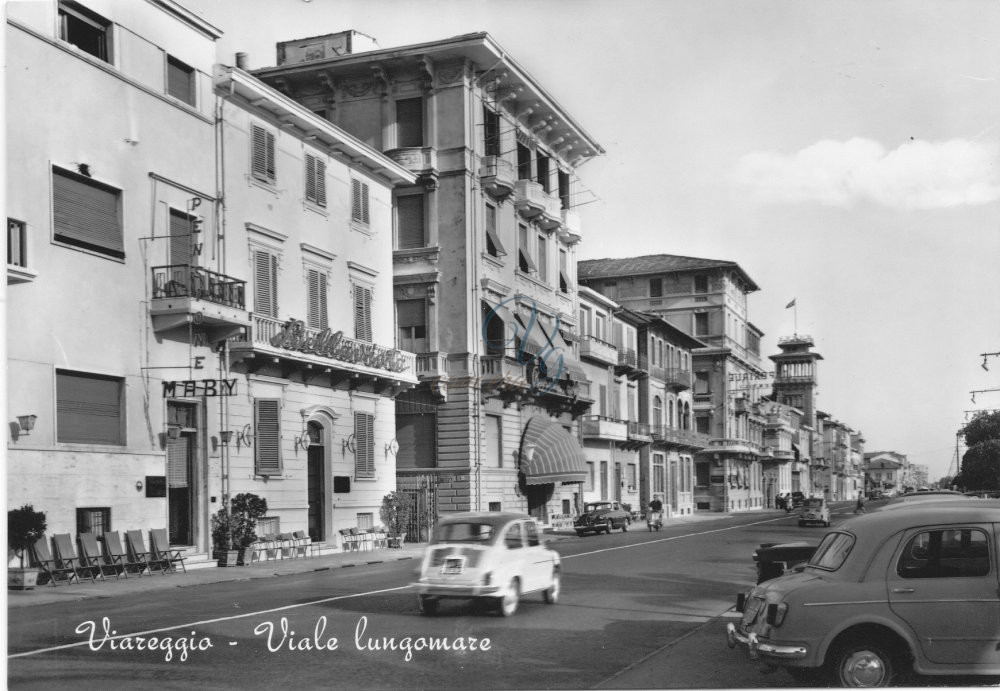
413;512;561;616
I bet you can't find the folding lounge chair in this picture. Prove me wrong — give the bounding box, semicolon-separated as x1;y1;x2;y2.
277;533;296;559
339;529;358;552
32;536;79;586
292;530;312;558
126;530;168;574
102;531;145;577
247;534;275;564
77;533;122;581
149;528;187;574
52;533;98;583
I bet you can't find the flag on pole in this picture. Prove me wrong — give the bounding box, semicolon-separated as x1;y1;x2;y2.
785;298;796;309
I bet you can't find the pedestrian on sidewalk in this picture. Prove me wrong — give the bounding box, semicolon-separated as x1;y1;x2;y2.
854;492;866;514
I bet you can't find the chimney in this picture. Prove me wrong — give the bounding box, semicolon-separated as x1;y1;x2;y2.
235;52;249;70
276;31;378;66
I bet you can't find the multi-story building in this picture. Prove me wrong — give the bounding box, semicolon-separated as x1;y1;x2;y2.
252;31;603;533
865;451;909;492
579;254;768;512
7;0;223;555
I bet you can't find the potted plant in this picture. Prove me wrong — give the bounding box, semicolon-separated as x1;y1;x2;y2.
230;493;268;564
210;508;240;567
380;491;412;548
8;504;47;589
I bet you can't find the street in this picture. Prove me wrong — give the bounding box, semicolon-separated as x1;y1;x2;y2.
9;505;854;689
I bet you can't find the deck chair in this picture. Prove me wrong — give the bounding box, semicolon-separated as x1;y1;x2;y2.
277;532;296;559
52;533;98;583
247;534;275;564
339;529;359;552
149;529;187;574
32;536;79;586
126;530;168;574
103;531;145;577
292;530;311;558
78;533;121;581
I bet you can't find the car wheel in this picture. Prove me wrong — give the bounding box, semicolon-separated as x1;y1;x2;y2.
604;519;613;534
543;570;560;604
499;577;520;616
418;595;440;616
621;520;628;533
827;637;898;687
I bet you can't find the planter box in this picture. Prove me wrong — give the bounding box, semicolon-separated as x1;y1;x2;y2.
214;550;240;567
8;567;39;590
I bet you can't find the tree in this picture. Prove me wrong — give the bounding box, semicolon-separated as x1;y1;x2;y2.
958;439;1000;490
963;411;1000;447
8;505;47;569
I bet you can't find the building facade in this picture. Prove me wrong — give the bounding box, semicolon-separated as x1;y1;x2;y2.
252;31;603;533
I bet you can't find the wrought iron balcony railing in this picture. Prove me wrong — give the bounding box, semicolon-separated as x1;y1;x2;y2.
152;264;246;310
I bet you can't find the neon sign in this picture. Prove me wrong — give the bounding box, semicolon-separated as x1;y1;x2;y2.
269;319;410;373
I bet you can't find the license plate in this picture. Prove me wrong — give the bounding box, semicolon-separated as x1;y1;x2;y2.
442;558;464;575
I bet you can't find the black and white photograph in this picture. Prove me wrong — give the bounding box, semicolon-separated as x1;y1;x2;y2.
5;0;1000;688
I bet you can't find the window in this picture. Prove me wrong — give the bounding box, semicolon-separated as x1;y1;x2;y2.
694;312;709;336
505;523;523;549
251;124;276;184
307;268;328;330
52;167;123;259
809;532;855;570
525;521;540;547
351;179;370;225
486;414;502;467
253;249;279;318
166;55;195;106
694;274;709;293
517;224;536;273
579;306;591;337
304;153;327;207
517;143;532;180
396;391;438;469
536;153;551;192
603;281;617;300
58;1;111;63
396;194;424;249
396;299;426;352
354;413;375;478
395;98;423;148
483;107;500;157
897;528;990;579
77;507;111;538
627;464;637;489
653;396;663;428
696;415;710;435
559;248;569;293
650;277;662;298
353;284;373;342
585;462;595;491
168;208;196;266
536;233;548;282
57;370;124;445
489;502;502;512
485;203;505;257
8;218;27;267
558;170;571;210
356;513;374;530
653;458;665;493
253;399;281;475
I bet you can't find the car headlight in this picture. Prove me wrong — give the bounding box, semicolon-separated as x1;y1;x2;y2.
766;602;789;627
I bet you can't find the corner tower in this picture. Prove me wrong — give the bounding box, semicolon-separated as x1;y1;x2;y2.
769;335;823;428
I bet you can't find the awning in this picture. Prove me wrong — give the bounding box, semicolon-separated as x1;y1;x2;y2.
514;312;550;358
546;325;588;383
519;416;588;485
516;313;588;383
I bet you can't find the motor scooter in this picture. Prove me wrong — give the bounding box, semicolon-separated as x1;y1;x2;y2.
646;510;663;531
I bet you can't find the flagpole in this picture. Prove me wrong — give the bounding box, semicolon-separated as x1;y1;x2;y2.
794;302;798;336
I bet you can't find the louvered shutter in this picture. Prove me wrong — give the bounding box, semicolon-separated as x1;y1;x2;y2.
251;125;275;183
52;169;123;257
167;436;190;488
305;154;317;202
395;194;424;249
352;180;370;224
254;250;278;318
354;284;372;342
307;269;328;330
56;371;123;445
315;158;326;207
168;209;193;267
354;413;375;478
485;204;506;256
254;399;282;475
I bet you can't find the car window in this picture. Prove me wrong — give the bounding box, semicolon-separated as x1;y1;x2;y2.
434;522;494;544
809;532;855;570
804;499;823;508
897;528;990;579
524;521;540;546
505;522;523;549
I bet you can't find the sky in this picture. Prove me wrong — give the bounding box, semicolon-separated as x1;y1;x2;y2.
186;0;1000;482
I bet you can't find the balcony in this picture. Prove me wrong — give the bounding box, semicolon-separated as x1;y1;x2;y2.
385;147;438;178
649;366;691;391
580;415;628;442
774;374;816;384
537;192;562;231
478;156;515;199
615;348;646;379
652;426;711;449
579;335;618;365
150;264;249;339
415;351;448;381
480;355;527;392
625;421;652;448
558;208;582;244
229;314;417;388
513;179;546;218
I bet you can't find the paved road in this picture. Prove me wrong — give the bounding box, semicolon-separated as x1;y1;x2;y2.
8;506;855;689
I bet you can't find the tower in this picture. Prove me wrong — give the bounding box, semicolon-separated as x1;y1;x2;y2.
769;335;823;428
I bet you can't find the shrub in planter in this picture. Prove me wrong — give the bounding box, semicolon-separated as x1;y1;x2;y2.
210;508;240;567
380;491;412;545
8;505;47;589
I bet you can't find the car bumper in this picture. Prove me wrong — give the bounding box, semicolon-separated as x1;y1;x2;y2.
415;581;502;598
725;623;808;661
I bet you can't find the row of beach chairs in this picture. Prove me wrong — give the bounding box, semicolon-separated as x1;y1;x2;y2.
338;527;393;552
31;529;186;586
246;531;314;564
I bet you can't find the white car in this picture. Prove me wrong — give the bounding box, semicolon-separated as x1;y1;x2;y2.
413;512;561;616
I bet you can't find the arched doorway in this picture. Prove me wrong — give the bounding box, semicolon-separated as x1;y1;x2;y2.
306;420;325;541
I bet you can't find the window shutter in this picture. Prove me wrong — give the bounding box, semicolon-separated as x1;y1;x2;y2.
56;371;123;445
254;250;278;318
315;158;326;207
166;56;194;105
307;268;328;330
352;180;370;224
254;399;282;475
167;436;190;488
396;194;424;249
354;413;375;478
305;154;317;202
396;299;425;329
251;125;275;183
52;168;123;257
354;284;372;342
485;204;506;256
168;209;194;267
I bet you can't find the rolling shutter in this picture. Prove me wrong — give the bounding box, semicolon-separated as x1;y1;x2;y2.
354;413;375;478
354;284;372;342
307;268;328;330
56;370;123;445
168;208;194;267
395;194;424;249
254;249;278;318
167;436;190;488
254;399;282;475
53;168;123;257
395;413;437;469
166;56;194;105
251;125;275;183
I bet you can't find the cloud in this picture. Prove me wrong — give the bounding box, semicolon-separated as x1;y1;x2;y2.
732;138;1000;209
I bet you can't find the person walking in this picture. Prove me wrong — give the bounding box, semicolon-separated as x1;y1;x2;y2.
854;491;866;514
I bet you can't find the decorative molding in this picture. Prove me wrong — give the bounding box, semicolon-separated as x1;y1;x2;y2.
246;222;288;244
394;271;441;286
342;76;373;97
393;246;441;264
347;260;379;278
299;243;337;263
437;62;466;85
480;277;512;301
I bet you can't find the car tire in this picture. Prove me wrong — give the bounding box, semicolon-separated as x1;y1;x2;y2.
418;595;440;616
827;637;899;687
543;571;560;604
499;577;520;617
621;521;628;533
604;519;613;534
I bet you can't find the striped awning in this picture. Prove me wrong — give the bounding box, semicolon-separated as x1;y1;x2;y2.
519;416;588;485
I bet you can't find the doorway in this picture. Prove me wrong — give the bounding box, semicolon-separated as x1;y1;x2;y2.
166;402;196;545
306;421;325;542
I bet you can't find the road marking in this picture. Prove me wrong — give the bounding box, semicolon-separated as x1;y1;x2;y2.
7;585;412;660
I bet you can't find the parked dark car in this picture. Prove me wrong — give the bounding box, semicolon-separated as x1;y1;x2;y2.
574;501;631;536
752;541;818;583
789;491;805;508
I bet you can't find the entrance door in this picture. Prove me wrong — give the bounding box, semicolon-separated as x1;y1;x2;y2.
526;483;554;522
166;433;193;545
306;421;325;541
614;463;622;502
